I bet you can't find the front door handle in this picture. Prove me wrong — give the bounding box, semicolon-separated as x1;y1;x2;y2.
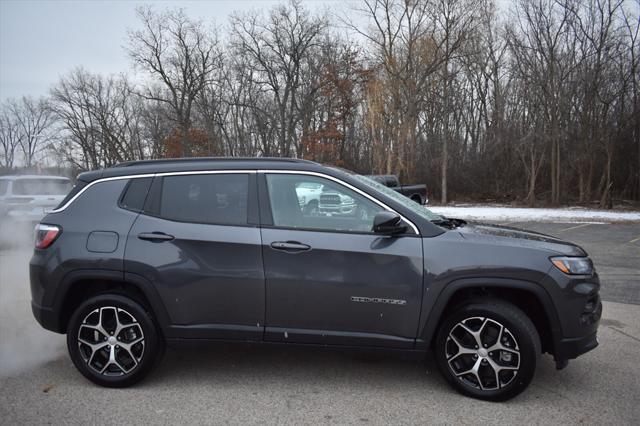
138;232;175;242
270;241;311;252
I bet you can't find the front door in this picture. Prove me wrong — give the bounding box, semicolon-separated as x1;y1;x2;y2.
259;172;423;348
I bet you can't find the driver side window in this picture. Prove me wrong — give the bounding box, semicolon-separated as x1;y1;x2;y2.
265;174;385;233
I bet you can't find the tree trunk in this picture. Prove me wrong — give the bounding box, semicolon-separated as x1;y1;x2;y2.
600;146;614;209
442;134;448;204
526;156;537;207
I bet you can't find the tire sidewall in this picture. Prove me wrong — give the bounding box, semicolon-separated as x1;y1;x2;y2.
66;294;160;388
435;303;539;401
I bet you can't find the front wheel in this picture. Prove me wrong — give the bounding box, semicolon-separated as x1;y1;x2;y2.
66;294;163;387
434;299;541;401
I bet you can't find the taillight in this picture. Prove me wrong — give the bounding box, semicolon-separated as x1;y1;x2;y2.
35;224;61;249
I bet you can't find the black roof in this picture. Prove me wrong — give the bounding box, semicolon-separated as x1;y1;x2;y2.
77;157;322;183
113;157;315;168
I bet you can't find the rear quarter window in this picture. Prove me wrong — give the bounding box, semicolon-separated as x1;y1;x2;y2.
119;177;153;212
55;180;87;209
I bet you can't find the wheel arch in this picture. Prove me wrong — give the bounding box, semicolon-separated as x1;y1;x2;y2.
54;270;170;334
418;278;561;355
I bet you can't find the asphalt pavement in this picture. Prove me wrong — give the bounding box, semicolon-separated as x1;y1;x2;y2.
1;221;639;425
0;301;639;425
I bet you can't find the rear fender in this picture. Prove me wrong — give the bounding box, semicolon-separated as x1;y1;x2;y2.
52;269;171;334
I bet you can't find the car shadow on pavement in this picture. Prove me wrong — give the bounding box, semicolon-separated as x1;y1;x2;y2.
147;342;449;390
145;341;554;396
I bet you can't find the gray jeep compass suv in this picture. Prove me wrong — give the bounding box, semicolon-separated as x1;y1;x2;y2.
30;158;601;401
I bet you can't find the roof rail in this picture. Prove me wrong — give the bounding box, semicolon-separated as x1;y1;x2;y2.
113;157;316;168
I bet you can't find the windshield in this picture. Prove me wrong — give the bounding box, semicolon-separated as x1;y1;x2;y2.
354;174;443;221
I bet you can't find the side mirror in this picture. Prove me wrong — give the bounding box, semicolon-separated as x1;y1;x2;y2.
372;211;407;235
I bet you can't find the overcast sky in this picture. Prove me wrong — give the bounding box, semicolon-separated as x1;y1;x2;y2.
0;0;342;101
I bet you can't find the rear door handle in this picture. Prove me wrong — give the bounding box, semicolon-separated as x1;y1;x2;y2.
270;241;311;252
138;232;175;242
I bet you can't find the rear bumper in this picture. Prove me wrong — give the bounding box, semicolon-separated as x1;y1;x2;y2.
31;301;63;333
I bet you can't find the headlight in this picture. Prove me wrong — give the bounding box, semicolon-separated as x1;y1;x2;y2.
550;256;593;275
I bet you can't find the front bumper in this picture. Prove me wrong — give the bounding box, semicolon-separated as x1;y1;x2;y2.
539;266;603;368
553;289;602;369
555;332;599;367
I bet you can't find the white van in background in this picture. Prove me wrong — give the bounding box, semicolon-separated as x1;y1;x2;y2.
0;175;72;224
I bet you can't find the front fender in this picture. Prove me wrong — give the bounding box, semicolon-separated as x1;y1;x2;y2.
415;277;562;350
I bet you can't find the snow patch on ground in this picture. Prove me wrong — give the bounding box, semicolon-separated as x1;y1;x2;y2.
427;205;640;223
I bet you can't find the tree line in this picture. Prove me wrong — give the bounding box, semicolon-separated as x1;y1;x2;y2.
1;0;638;207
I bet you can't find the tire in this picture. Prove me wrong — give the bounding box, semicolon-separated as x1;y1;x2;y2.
411;195;423;205
66;293;163;387
434;299;541;401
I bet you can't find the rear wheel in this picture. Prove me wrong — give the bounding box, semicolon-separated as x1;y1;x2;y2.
66;294;163;387
434;299;541;401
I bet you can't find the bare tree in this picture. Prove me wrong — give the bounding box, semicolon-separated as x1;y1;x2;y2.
50;68;146;169
127;6;220;156
230;0;327;157
348;0;478;202
7;96;56;168
14;0;637;207
508;0;580;204
0;102;22;169
620;0;640;199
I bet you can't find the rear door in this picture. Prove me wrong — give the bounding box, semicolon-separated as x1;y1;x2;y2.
125;171;264;341
259;172;423;348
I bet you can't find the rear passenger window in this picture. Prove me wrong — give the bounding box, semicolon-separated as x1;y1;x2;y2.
155;174;248;226
0;180;8;195
120;177;152;212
